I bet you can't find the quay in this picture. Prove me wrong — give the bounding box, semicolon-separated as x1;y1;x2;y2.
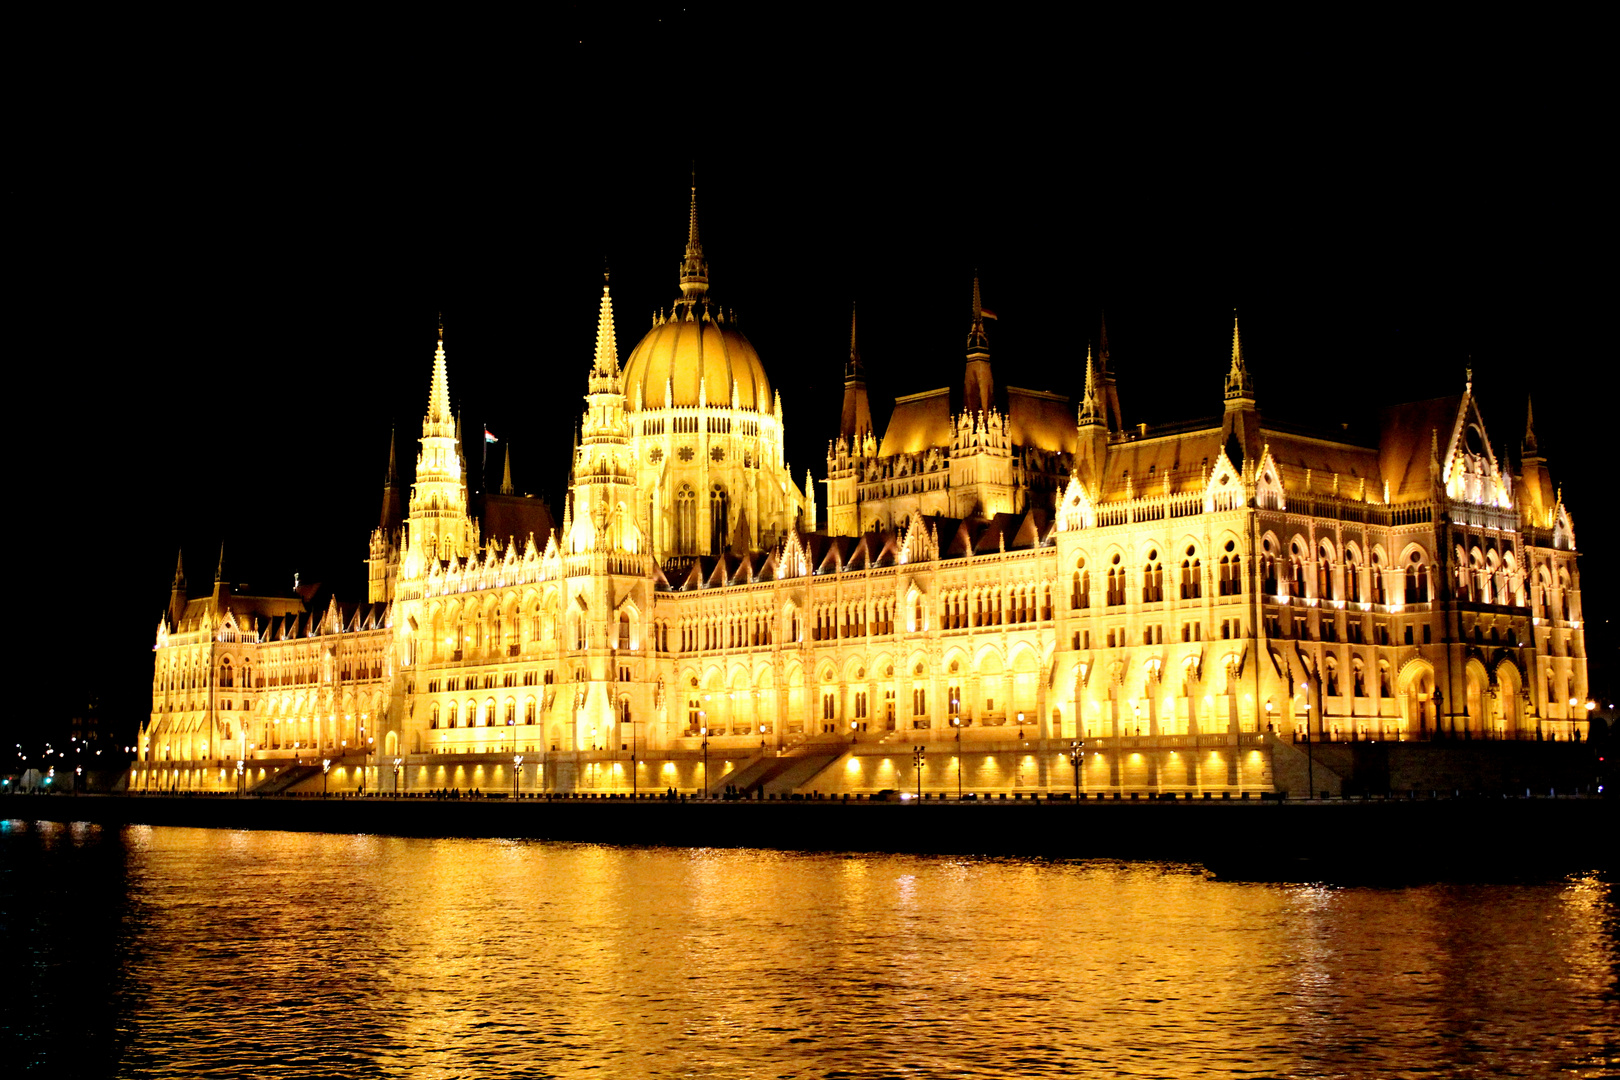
7;791;1614;877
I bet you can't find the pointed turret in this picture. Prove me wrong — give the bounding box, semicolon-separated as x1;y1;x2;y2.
1097;311;1124;434
1522;396;1541;461
1519;395;1555;527
839;301;873;444
593;268;619;376
1224;311;1254;401
1219;311;1262;476
500;445;515;495
378;425;404;534
963;274;994;414
1076;344;1108;499
427;316;453;426
215;543;226;583
167;550;187;628
677;175;709;306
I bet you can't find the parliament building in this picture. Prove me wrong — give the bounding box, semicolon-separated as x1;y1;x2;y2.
136;190;1591;798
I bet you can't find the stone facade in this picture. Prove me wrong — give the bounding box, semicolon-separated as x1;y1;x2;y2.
136;195;1590;797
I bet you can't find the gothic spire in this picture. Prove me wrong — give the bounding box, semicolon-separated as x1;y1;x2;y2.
846;301;863;379
593;269;619;375
1523;396;1542;460
172;549;185;588
500;445;515;495
678;173;709;302
1079;344;1101;424
1098;310;1111;376
427;316;453;425
965;273;990;359
1224;310;1253;400
215;543;225;583
384;424;397;483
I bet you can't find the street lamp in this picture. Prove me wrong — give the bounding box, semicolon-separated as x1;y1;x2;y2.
912;745;925;801
700;724;710;799
394;757;403;795
513;754;523;799
236;758;245;798
1069;739;1085;799
322;758;331;796
951;717;962;800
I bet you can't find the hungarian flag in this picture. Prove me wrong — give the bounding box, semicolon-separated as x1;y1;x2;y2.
980;307;998;321
484;428;498;444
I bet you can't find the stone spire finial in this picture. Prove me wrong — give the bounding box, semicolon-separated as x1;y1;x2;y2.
384;424;397;483
215;543;225;583
501;445;515;495
1079;344;1101;423
427;318;453;425
1224;310;1253;400
1098;310;1111;375
1523;396;1541;459
966;273;990;358
678;171;709;302
593;270;619;375
173;549;185;588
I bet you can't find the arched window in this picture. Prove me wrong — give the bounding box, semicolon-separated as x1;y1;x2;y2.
675;484;697;554
219;658;233;688
709;483;729;555
482;698;495;727
1343;549;1361;603
504;698;516;726
1370;551;1385;604
1406;552;1428;603
1218;540;1241;596
1317;542;1335;602
1352;659;1367;697
1325;655;1340;696
1072;557;1090;609
430;705;440;729
1289;542;1307;597
1142;550;1163;603
525;697;537;724
1262;539;1279;595
1180;547;1201;600
446;701;458;728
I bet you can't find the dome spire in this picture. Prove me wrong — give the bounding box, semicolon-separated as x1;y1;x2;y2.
1079;344;1101;424
963;273;994;414
678;170;709;305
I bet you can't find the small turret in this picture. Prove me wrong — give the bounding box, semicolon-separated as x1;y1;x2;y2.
839;301;873;444
167;550;187;628
963;274;994;414
1219;311;1262;477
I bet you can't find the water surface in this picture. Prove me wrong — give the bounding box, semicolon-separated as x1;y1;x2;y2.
4;820;1616;1078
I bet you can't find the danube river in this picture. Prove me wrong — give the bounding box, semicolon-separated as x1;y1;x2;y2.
5;819;1616;1078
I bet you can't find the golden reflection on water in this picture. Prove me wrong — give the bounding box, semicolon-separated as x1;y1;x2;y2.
5;821;1617;1079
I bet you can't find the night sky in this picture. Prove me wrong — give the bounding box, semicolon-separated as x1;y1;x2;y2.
18;12;1608;748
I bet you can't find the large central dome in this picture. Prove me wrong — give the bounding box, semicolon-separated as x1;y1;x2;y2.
622;315;772;412
620;183;772;414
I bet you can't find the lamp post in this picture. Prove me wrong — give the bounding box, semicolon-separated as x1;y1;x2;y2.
700;725;710;799
322;758;331;796
394;757;403;795
951;717;962;800
236;758;245;798
912;745;925;801
513;754;522;799
1069;739;1085;799
1303;696;1314;798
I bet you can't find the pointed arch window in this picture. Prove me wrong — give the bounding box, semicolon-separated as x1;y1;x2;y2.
675;484;697;554
1106;555;1125;607
709;483;729;555
1318;542;1336;602
1072;557;1090;609
1142;550;1163;603
1180;547;1201;600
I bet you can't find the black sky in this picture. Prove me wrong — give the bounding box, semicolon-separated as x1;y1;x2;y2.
17;11;1609;745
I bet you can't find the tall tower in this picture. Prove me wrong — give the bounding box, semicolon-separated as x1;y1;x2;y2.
950;275;1013;517
1075;345;1108;498
408;322;476;566
368;428;404;602
1219;313;1261;477
827;303;873;535
562;274;650;753
962;274;994;415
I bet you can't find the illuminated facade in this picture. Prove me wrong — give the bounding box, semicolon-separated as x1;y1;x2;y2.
138;192;1590;796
